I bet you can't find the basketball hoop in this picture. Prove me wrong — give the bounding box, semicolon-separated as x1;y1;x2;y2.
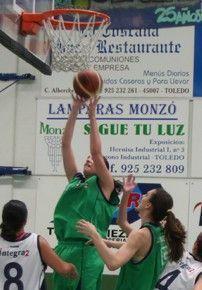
21;9;110;72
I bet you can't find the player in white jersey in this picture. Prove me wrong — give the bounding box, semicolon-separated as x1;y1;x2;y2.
0;200;78;290
155;232;202;290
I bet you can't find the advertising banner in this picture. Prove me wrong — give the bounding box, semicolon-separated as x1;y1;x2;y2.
41;26;194;98
36;98;189;177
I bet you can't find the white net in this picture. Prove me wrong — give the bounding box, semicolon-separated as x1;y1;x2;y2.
43;13;109;72
44;136;62;172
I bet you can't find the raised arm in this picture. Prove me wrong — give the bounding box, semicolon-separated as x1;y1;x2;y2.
62;96;85;180
88;97;114;200
117;175;136;236
39;236;78;279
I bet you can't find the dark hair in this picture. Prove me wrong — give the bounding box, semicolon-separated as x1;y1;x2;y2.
149;188;186;262
195;232;202;260
0;200;28;241
103;156;123;194
103;156;109;170
114;179;123;195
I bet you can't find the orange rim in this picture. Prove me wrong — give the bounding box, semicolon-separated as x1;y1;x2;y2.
21;8;110;29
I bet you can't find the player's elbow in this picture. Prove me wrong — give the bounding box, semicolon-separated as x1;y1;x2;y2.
62;135;66;148
62;135;72;150
62;135;68;148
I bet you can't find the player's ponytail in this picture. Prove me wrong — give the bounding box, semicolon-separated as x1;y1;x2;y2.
194;232;202;261
149;188;186;262
0;200;28;241
164;210;186;262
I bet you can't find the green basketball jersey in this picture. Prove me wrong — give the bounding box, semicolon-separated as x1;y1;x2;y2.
115;223;169;290
54;173;119;241
53;174;119;290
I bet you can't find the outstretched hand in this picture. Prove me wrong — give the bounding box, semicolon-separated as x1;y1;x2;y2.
123;175;136;194
71;93;86;108
76;219;99;239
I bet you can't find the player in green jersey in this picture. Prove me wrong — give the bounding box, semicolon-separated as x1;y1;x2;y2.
53;96;121;290
77;175;186;290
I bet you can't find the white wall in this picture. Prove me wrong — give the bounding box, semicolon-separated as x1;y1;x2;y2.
0;43;201;257
0;46;41;230
0;46;18;210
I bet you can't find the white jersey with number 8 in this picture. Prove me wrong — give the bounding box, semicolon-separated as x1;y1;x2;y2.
0;233;45;290
155;251;202;290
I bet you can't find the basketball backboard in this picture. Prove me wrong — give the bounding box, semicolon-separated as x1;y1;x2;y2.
0;0;54;75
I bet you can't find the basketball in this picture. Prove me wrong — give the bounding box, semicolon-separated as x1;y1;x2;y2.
73;69;103;99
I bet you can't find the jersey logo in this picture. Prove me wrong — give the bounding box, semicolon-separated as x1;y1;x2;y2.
0;248;30;258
